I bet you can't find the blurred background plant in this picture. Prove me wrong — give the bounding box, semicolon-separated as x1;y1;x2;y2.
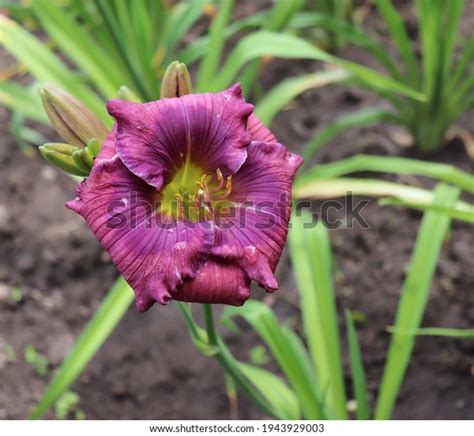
300;0;474;157
307;0;370;52
1;0;473;421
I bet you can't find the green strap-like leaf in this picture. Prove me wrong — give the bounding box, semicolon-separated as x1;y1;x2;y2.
196;0;235;91
308;12;403;81
222;301;327;419
440;0;465;79
345;310;370;420
301;108;400;164
288;213;347;419
0;15;109;124
255;69;351;125
450;34;474;89
0;81;48;124
415;0;443;101
387;326;474;339
379;198;474;224
375;0;419;86
298;154;474;195
160;0;208;63
237;0;305;97
294;176;474;224
375;183;460;419
211;31;425;101
31;0;127;98
238;363;301;420
178;12;268;64
93;0;150;100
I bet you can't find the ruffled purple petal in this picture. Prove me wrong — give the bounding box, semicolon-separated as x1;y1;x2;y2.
247;113;276;142
174;257;250;306
107;84;253;190
212;141;303;292
95;125;117;160
66;84;302;310
66;156;214;312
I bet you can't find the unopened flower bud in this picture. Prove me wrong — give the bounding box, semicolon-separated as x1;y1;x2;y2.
86;138;102;158
160;61;192;98
72;148;94;173
39;87;108;148
39;143;89;177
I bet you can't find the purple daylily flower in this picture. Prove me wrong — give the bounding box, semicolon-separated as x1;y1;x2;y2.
67;84;303;312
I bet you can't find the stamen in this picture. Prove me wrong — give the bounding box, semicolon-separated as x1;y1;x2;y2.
163;164;231;221
212;168;225;192
175;193;184;220
196;173;210;194
194;189;213;220
211;175;233;201
200;174;209;191
225;175;232;193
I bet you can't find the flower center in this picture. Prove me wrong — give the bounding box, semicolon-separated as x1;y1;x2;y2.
160;162;233;221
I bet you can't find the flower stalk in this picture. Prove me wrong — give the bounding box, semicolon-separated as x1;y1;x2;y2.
202;304;280;419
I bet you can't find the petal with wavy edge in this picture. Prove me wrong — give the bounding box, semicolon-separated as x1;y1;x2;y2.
107;84;253;190
95;125;117;160
212;141;303;292
67;156;214;312
248;113;276;142
174;257;250;305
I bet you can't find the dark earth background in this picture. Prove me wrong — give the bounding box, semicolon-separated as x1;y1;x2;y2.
0;0;473;420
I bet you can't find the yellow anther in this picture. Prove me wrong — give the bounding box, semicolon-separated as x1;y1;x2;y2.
225;175;232;192
216;168;224;186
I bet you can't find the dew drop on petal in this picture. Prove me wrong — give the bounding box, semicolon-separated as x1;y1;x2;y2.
246;245;256;255
174;241;188;251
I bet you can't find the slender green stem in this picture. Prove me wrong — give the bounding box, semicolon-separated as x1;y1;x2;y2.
201;304;280;419
203;304;218;345
177;302;200;340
